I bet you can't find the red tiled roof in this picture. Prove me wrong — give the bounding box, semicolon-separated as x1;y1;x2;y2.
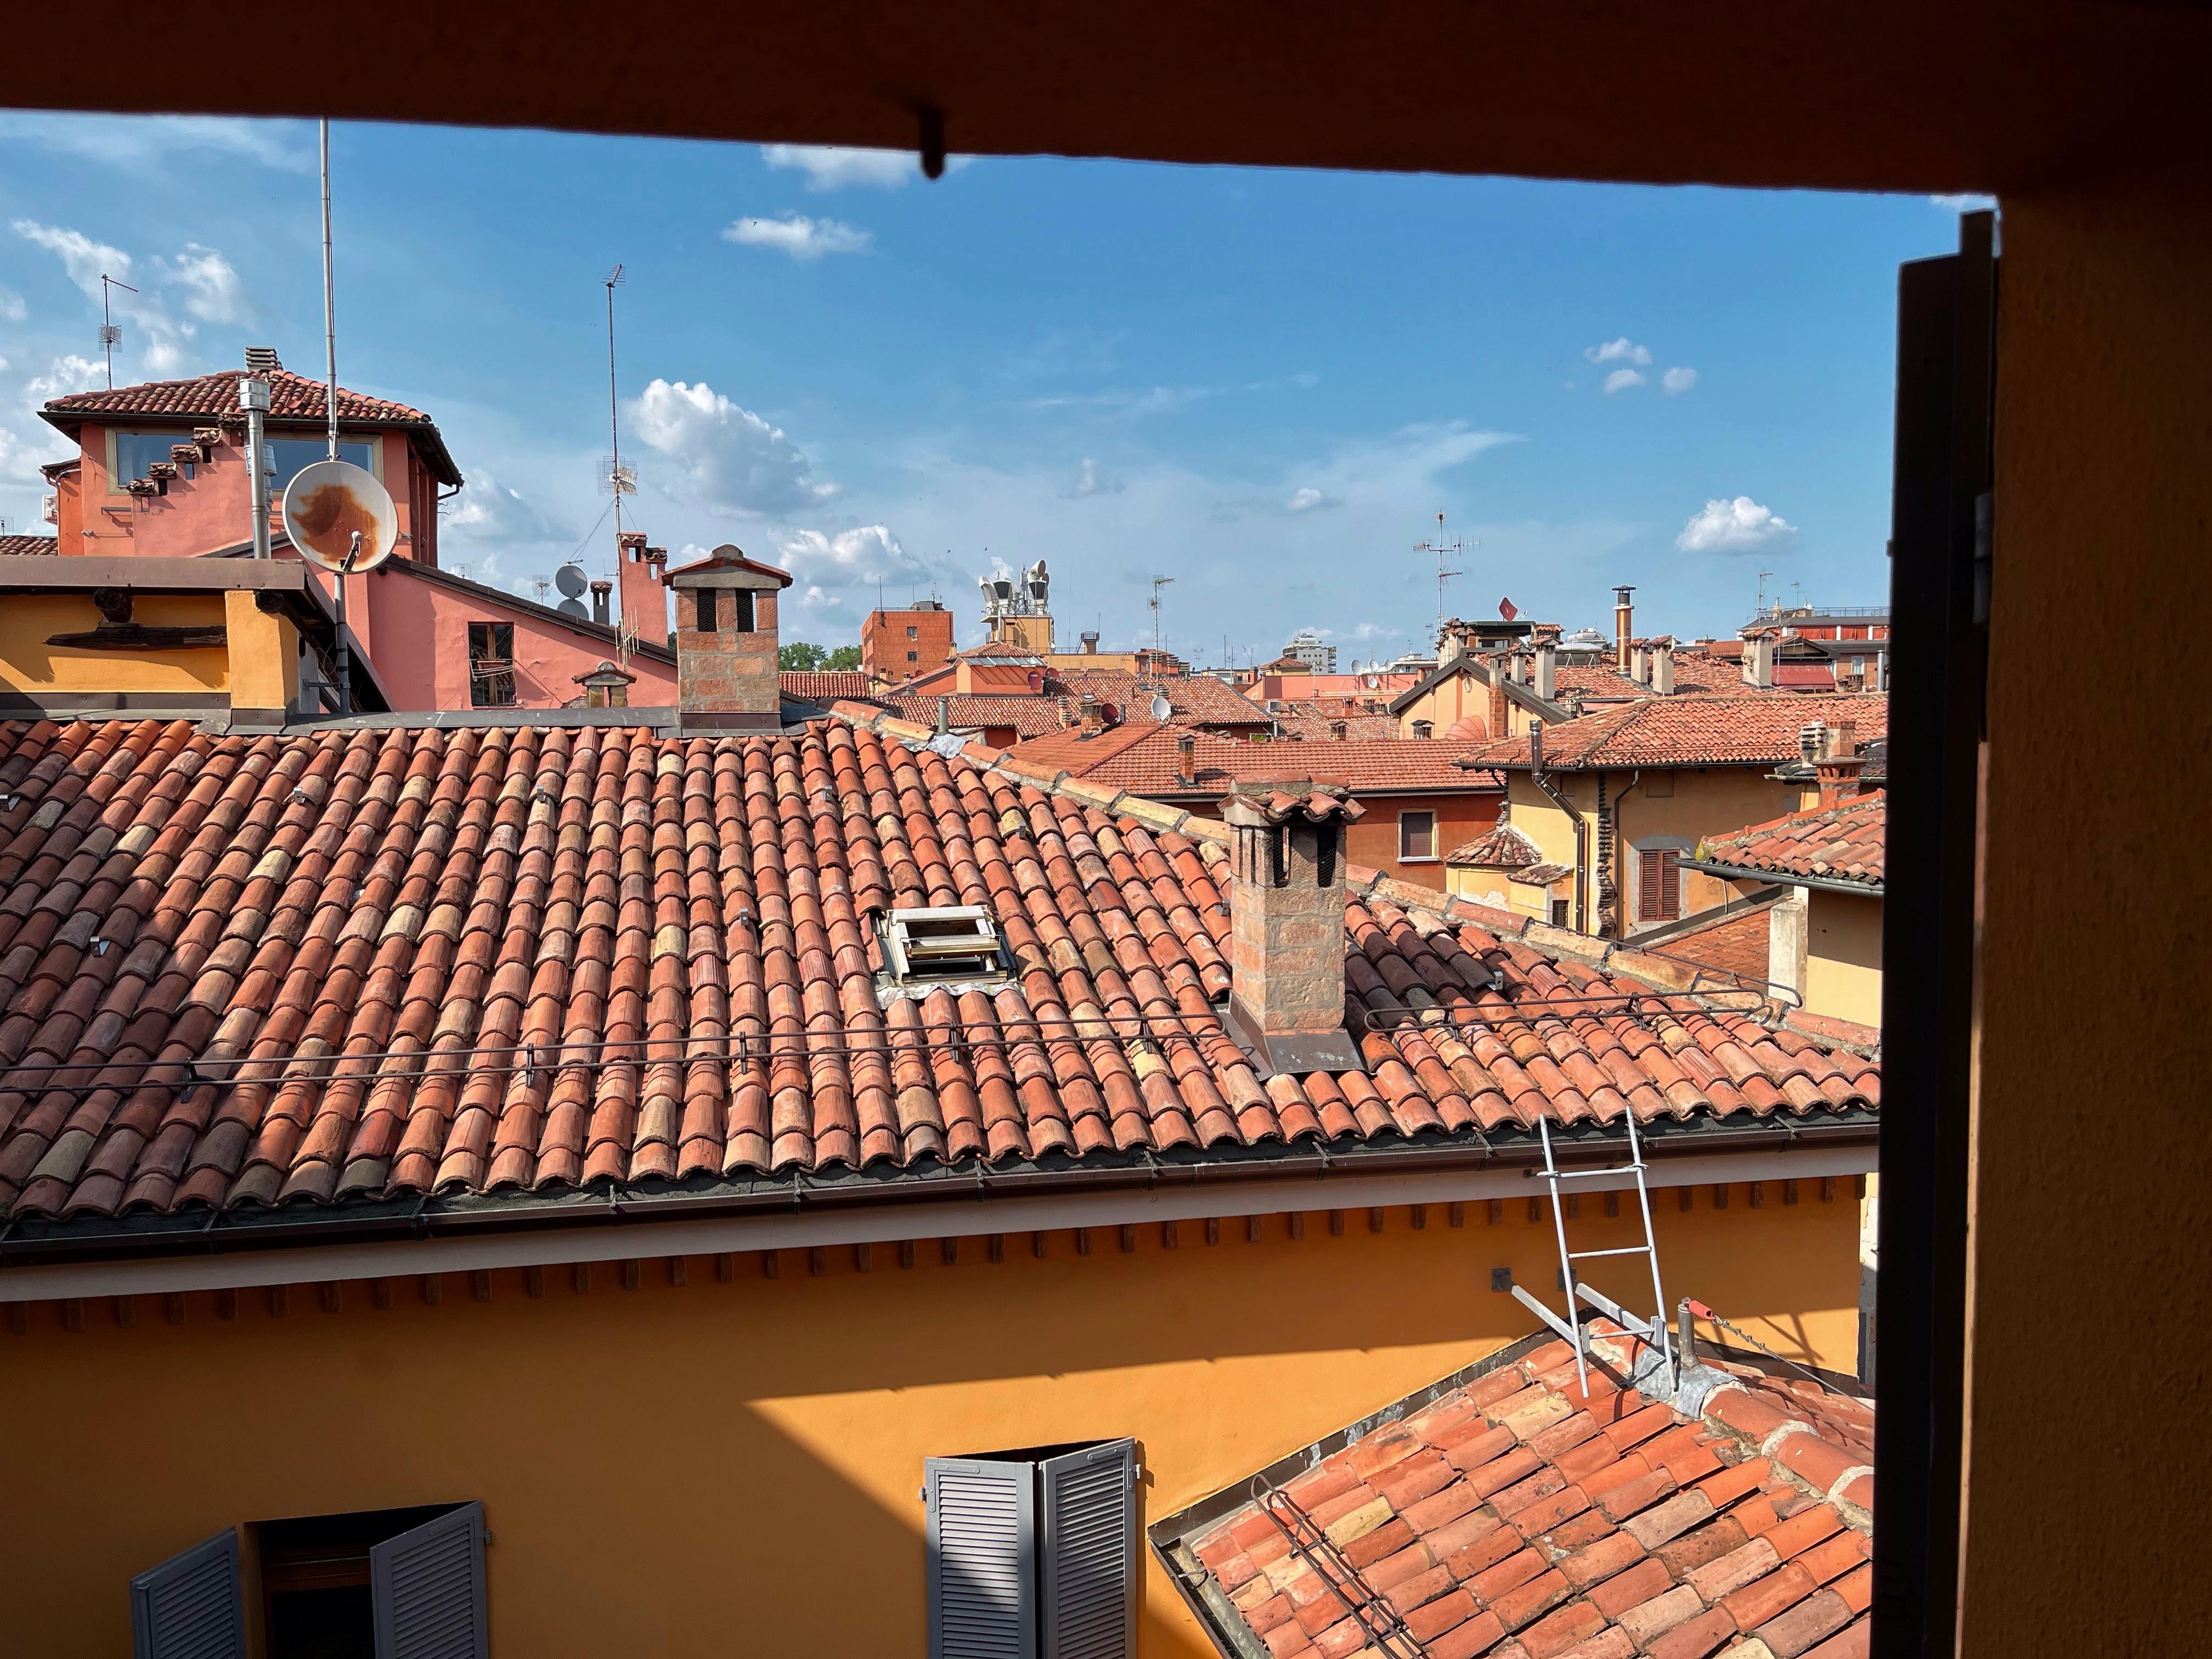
778;671;874;703
1272;710;1405;741
1049;668;1273;727
1548;663;1760;701
877;691;1073;738
1186;1325;1872;1659
0;715;1876;1226
41;368;434;427
1694;793;1885;890
0;536;59;557
1447;825;1542;870
1657;907;1775;984
1460;696;1887;771
1011;727;1501;798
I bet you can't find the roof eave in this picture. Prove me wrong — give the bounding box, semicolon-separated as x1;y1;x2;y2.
1680;856;1885;896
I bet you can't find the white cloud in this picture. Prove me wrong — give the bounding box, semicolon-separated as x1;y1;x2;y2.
1286;486;1340;512
1585;337;1652;366
12;220;131;296
1602;368;1646;394
0;114;314;172
0;286;22;324
776;523;930;589
24;354;109;405
722;214;873;259
1676;495;1798;555
1661;366;1697;395
444;471;570;544
0;425;52;483
1060;457;1123;499
1027;384;1218;419
158;244;250;324
1930;194;1997;213
629;377;839;515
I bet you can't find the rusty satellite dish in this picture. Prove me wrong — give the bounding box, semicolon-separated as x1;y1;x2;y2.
281;459;397;574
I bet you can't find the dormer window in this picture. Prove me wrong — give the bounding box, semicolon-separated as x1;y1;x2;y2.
879;906;1006;986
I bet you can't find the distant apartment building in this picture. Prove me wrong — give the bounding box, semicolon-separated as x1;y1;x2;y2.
1281;627;1335;673
860;599;954;685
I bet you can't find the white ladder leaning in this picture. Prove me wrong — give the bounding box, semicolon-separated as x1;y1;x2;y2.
1510;1111;1675;1394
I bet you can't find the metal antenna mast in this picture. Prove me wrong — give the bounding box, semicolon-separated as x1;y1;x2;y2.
1149;575;1175;654
320;120;340;460
603;266;633;556
1757;569;1775;617
1413;511;1468;632
98;275;136;390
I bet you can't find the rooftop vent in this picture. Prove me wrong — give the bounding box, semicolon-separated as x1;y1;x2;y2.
244;346;283;375
879;906;1007;988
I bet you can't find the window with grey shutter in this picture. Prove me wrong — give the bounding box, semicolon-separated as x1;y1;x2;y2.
131;1528;245;1659
1040;1440;1137;1659
370;1501;488;1659
927;1439;1137;1659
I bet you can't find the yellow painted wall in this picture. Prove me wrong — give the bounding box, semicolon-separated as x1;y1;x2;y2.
0;592;230;695
1805;888;1882;1025
0;1187;1860;1657
221;591;302;713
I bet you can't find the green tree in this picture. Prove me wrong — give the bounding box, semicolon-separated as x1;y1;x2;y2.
778;642;828;671
826;645;861;672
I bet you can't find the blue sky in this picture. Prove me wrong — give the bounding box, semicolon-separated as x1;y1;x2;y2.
0;112;1984;662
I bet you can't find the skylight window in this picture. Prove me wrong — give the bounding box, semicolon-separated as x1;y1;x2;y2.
879;905;1006;986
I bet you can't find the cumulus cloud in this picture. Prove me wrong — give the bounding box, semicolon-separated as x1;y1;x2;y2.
1675;496;1798;555
0;425;53;483
1602;368;1646;394
159;244;250;324
1585;337;1652;366
776;523;930;590
24;354;109;405
1286;486;1340;512
629;377;839;515
0;113;313;172
722;214;873;259
1060;457;1123;499
444;471;571;544
1661;366;1697;395
760;144;968;191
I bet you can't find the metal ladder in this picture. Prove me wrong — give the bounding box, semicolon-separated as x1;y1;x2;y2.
1511;1110;1674;1394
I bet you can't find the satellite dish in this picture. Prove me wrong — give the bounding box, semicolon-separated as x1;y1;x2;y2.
557;597;589;619
1364;674;1380;690
555;562;588;599
281;460;397;574
1149;695;1173;721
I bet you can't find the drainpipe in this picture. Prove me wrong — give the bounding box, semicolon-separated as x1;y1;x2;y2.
240;376;271;560
1599;771;1643;938
1527;726;1589;933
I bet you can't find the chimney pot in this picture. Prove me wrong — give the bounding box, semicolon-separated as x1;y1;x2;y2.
1613;585;1636;670
1080;630;1101;652
1530;721;1545;772
1651;638;1675;695
1222;783;1364;1077
1176;732;1196;782
1534;639;1556;702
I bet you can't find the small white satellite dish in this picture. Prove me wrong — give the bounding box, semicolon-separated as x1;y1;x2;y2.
1149;695;1173;721
281;459;397;574
555;562;588;599
1363;673;1380;690
556;597;589;619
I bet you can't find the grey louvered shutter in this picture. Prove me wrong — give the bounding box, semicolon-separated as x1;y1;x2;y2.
1040;1440;1137;1659
926;1456;1039;1659
371;1501;488;1659
130;1528;245;1659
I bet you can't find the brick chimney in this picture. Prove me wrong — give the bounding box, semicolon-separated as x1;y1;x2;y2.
1613;585;1635;669
1080;693;1104;735
1329;719;1348;741
1815;721;1863;803
1650;636;1676;695
616;532;668;647
666;544;793;732
1487;658;1509;741
1222;780;1365;1076
1176;732;1196;783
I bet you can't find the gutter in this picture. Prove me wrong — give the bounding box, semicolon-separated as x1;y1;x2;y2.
1680;856;1884;899
0;1120;1875;1299
1528;764;1589;933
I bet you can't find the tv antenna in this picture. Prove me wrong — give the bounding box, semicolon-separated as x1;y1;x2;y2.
1149;574;1175;654
98;274;136;389
603;266;635;555
1413;511;1469;629
1756;569;1775;617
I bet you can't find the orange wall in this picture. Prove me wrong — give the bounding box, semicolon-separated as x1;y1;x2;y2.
864;607;956;684
1345;789;1500;887
0;1185;1860;1657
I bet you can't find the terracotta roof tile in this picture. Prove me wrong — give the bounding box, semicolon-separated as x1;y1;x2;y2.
1183;1330;1872;1659
1654;909;1773;984
0;535;59;557
1693;793;1884;890
1448;825;1543;870
1011;725;1500;798
1048;668;1272;727
876;692;1074;738
778;671;874;703
0;715;1876;1224
41;367;434;427
1462;697;1887;772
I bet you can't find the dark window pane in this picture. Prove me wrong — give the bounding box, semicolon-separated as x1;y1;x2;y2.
267;439;375;494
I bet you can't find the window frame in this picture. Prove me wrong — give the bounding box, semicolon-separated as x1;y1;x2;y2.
467;620;516;709
1397;808;1439;862
1630;836;1692;925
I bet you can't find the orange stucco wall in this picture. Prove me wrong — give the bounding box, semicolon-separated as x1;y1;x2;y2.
0;1184;1860;1656
0;593;231;695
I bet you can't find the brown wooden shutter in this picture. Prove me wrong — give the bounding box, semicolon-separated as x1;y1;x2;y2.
1638;848;1681;922
1638;848;1662;921
1661;849;1680;917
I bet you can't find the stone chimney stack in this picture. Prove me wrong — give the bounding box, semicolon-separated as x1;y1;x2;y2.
1080;693;1104;736
1222;781;1365;1077
666;543;793;732
1815;721;1864;804
1743;629;1778;690
1613;585;1636;670
1629;642;1649;686
1176;732;1196;783
1532;624;1559;702
1650;636;1676;695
